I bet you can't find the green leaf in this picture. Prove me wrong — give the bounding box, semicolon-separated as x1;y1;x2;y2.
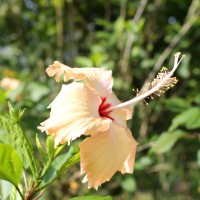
0;115;28;167
163;97;191;113
95;18;111;28
121;177;136;193
58;151;80;175
54;144;65;157
36;134;47;164
46;135;55;159
0;144;22;186
39;138;64;179
0;89;6;104
169;107;200;131
8;101;25;123
114;17;124;34
27;82;49;102
134;156;153;170
75;56;93;68
39;147;80;189
70;196;113;200
36;135;59;174
39;136;55;177
149;130;186;154
0;109;39;181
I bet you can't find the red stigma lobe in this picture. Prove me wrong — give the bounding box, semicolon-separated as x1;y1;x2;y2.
98;97;113;120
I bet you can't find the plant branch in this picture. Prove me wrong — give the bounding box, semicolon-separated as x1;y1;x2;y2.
140;0;199;92
55;0;63;61
120;0;148;75
15;185;25;200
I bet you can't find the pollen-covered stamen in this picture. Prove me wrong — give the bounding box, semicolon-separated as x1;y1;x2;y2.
106;52;184;112
98;97;113;120
145;67;178;98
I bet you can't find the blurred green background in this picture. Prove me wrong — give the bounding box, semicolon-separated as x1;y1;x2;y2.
0;0;200;199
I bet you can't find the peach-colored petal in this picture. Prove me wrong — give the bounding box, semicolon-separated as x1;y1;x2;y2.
46;61;113;97
46;61;66;82
79;123;138;189
38;82;111;146
121;131;138;174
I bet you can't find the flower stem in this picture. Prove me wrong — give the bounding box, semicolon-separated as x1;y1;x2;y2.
15;185;25;200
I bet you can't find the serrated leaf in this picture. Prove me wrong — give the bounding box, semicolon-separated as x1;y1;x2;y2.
0;144;22;186
8;101;19;122
0;114;38;180
7;102;26;123
70;196;113;200
169;107;200;131
149;130;186;154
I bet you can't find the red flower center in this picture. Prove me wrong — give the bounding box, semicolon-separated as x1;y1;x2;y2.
98;97;113;120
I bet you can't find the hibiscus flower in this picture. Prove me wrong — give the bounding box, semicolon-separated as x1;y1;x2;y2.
38;52;184;189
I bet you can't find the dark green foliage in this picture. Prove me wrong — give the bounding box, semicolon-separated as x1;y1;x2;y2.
0;0;200;199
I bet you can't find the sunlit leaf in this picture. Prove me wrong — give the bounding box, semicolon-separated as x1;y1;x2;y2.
0;104;39;180
134;156;153;170
36;134;47;164
149;130;186;154
169;107;200;131
0;144;22;186
46;135;55;159
27;83;49;102
0;89;6;104
40;147;80;189
114;17;124;34
95;18;110;28
8;101;25;122
75;56;93;68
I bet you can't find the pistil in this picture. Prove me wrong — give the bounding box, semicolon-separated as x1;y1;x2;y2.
107;52;184;112
98;97;113;120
